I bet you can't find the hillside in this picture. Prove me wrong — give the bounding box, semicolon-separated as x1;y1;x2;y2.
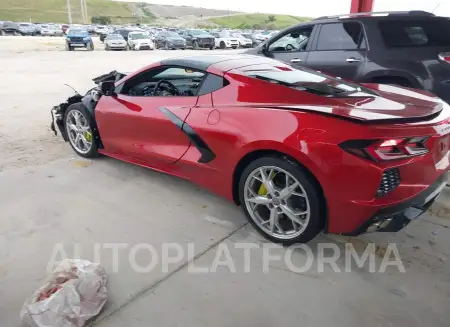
0;0;310;28
0;0;145;23
209;14;312;29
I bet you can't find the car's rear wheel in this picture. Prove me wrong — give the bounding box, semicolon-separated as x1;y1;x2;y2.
239;156;323;244
64;103;98;158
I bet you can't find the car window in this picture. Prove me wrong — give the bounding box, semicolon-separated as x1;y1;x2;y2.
316;22;365;51
268;26;313;52
121;66;206;97
379;19;450;47
241;66;376;97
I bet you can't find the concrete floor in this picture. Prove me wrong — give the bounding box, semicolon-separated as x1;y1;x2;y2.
0;38;449;327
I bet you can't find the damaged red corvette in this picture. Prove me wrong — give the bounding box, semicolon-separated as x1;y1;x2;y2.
51;54;450;244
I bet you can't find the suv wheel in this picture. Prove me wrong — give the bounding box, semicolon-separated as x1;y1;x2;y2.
239;156;323;244
220;41;226;49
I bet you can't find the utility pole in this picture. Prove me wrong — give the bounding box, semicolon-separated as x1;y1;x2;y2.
83;0;89;24
66;0;73;24
80;0;86;23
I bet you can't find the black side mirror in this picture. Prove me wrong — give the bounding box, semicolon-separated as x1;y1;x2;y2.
100;81;116;96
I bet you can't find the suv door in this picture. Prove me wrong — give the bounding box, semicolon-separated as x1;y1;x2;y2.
262;25;316;68
306;21;367;80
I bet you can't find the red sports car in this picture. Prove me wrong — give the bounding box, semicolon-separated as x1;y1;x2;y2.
51;54;450;244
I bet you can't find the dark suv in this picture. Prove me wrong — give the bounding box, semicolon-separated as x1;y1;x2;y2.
247;11;450;103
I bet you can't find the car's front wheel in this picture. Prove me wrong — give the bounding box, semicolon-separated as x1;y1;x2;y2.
239;156;323;244
64;103;98;158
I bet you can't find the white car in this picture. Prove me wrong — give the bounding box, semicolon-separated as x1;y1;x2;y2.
104;34;128;51
41;25;64;36
127;32;154;50
232;33;253;48
211;32;239;49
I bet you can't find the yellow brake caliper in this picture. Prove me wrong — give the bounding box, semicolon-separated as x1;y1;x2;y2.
84;130;92;142
257;172;277;195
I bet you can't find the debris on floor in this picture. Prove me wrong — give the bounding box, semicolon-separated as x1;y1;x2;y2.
20;259;107;327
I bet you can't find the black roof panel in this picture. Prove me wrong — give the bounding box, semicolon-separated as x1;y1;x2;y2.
160;54;262;71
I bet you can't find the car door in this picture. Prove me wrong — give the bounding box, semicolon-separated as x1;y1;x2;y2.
305;21;367;80
95;66;206;166
262;25;317;68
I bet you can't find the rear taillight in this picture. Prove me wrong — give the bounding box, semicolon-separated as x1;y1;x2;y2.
438;52;450;63
340;137;429;162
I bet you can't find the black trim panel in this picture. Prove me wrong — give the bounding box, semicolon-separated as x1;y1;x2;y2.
159;107;216;163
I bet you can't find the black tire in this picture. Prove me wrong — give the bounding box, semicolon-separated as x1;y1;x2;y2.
65;42;73;51
371;76;413;88
0;30;5;36
105;45;110;51
209;45;214;50
164;42;169;50
238;155;323;244
194;40;199;50
64;103;98;158
220;41;226;49
86;41;94;51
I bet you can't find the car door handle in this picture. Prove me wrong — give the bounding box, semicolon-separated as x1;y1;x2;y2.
291;58;303;63
346;57;361;63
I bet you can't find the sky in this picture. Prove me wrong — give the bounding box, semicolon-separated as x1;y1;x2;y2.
118;0;450;17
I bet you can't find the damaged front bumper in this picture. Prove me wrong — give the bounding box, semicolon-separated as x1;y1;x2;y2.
50;70;126;140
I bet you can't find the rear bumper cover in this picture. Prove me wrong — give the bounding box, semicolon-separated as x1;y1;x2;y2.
345;172;448;236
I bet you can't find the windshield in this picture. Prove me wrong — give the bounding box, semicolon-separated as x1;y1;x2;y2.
190;30;208;36
219;32;232;38
242;68;371;97
107;34;123;40
130;33;147;39
20;23;30;27
68;29;88;36
233;33;243;38
167;32;180;37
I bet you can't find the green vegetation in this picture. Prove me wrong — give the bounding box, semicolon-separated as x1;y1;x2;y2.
0;0;154;24
209;14;312;29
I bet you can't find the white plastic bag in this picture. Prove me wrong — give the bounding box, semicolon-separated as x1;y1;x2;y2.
20;259;108;327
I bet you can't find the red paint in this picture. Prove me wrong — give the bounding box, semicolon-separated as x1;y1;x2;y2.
350;0;374;13
94;56;450;234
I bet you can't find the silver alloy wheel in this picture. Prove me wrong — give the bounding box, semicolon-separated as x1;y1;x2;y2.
66;110;92;154
244;166;310;240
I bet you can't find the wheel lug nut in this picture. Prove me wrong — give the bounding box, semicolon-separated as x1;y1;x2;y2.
277;207;282;213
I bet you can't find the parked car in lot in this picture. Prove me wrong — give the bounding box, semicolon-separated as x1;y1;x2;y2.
127;31;154;50
179;29;215;49
232;32;253;48
242;33;264;47
248;11;450;103
65;28;94;51
104;34;128;51
112;28;139;42
41;25;64;36
50;54;450;244
155;31;186;50
17;22;37;36
211;31;239;49
0;21;20;36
